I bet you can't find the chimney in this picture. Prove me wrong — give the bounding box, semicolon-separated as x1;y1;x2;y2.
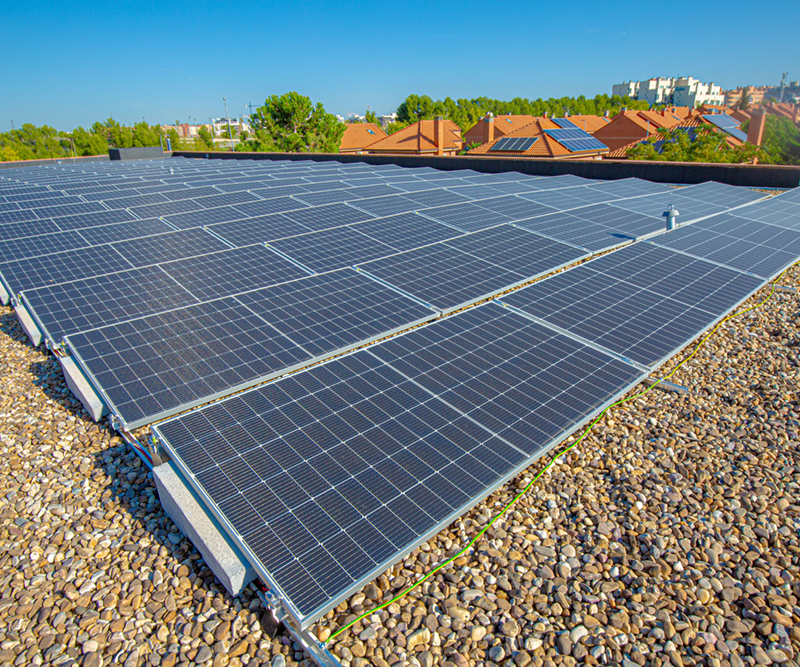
434;116;445;156
747;110;767;146
483;113;495;144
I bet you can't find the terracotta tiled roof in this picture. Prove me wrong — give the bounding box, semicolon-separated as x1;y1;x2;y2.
339;123;386;153
463;115;538;145
364;119;463;154
557;115;611;134
592;110;683;151
468;118;608;159
730;110;752;124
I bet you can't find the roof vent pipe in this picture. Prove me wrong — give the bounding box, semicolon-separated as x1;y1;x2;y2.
663;205;680;230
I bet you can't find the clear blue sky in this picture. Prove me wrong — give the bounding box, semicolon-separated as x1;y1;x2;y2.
2;0;797;132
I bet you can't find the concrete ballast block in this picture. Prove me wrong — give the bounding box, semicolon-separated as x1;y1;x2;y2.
154;461;256;596
14;305;42;347
59;355;108;422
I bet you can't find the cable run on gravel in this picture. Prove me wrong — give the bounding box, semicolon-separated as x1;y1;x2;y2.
326;261;797;643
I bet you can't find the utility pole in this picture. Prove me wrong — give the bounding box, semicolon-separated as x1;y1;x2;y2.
223;97;234;151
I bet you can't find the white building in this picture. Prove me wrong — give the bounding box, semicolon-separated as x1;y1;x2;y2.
672;77;724;107
612;77;724;107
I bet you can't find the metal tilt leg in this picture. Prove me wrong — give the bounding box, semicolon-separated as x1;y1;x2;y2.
253;585;344;667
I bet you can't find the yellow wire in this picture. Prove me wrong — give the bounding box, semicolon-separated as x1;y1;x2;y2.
326;263;795;642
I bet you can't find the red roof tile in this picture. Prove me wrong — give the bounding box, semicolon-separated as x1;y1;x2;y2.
364;119;463;154
339;123;386;153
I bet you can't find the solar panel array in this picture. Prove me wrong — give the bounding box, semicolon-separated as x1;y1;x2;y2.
543;127;609;152
1;156;791;635
702;114;748;142
489;137;539;152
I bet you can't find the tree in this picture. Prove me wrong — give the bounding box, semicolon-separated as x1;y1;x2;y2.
743;115;800;165
166;128;183;151
71;126;108;155
0;124;70;160
626;125;763;163
197;126;215;150
738;89;750;111
238;92;346;153
365;109;380;125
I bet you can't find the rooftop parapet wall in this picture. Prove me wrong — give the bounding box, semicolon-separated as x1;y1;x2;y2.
172;150;800;189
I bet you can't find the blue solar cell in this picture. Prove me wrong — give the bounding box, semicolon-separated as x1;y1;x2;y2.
543;128;608;152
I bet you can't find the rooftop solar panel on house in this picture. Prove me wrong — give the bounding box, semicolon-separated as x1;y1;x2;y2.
552;117;577;129
489;137;538;152
543;128;608;152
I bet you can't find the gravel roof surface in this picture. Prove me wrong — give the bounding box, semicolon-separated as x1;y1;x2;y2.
0;264;798;667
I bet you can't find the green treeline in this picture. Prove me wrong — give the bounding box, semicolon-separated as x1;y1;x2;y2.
391;93;650;132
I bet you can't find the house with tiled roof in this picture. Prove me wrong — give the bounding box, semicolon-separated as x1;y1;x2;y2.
556;115;611;134
592;109;684;151
363;118;462;155
339;123;386;154
605;114;746;158
468;118;608;159
463;114;537;147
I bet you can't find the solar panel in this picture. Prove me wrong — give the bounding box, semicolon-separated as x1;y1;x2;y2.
498;243;764;368
0;245;135;299
281;203;374;231
162;206;246;229
730;198;800;230
358;226;585;311
153;304;644;626
0;231;90;264
207;215;312;248
292;190;355;206
21;265;200;344
129;198;205;219
474;195;558;221
32;201;109;219
348;195;416;218
269;226;397;273
233;197;308;217
543;128;608;153
110;228;231;268
703;114;748;142
0;209;39;224
0;219;63;240
489;137;538;152
48;209;137;230
104;193;170;210
66;297;312;428
357;213;464;250
586;178;674;199
78;218;175;245
234;269;437;357
159;244;312;301
401;189;469;208
678;181;766;208
552;117;577;129
649;214;800;279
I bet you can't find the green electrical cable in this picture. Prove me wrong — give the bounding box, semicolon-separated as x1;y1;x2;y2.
326;262;796;643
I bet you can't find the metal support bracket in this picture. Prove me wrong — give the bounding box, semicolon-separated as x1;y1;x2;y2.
253;585;344;667
147;433;170;466
642;378;689;394
776;285;797;293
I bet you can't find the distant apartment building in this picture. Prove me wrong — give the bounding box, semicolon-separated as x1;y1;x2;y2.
723;86;767;107
612;77;724;107
672;78;724;107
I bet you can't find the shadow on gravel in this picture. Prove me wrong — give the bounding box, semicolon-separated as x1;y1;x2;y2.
0;308;34;347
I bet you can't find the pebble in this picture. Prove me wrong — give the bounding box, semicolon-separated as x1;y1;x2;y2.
1;252;799;667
